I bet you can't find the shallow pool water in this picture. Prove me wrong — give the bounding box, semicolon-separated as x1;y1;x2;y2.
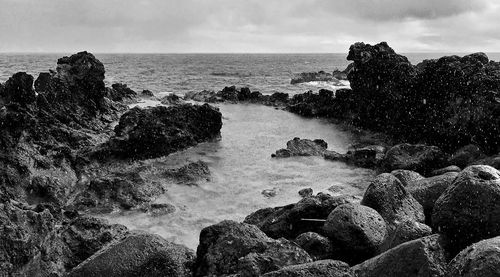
101;103;375;249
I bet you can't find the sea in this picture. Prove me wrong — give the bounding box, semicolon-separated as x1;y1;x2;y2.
2;52;499;249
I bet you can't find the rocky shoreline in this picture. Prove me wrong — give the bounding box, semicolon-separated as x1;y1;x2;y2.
1;43;500;276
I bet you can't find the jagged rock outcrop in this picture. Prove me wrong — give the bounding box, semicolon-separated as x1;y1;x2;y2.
100;103;222;160
383;144;449;176
106;83;138;103
290;71;340;85
272;137;328;158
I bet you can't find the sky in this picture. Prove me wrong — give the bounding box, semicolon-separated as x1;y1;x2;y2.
0;0;499;53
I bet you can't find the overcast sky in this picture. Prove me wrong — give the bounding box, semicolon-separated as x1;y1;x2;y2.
0;0;499;53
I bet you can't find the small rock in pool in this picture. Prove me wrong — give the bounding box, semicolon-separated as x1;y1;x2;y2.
140;203;176;216
262;188;278;198
298;188;313;198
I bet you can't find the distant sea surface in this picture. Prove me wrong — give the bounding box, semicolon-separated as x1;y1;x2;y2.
2;52;500;95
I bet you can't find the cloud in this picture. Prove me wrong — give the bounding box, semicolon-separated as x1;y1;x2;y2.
0;0;498;53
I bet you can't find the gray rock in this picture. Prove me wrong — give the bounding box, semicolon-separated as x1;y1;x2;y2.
244;194;357;239
361;173;424;227
352;235;450;277
448;144;485;168
262;260;355;277
406;172;458;224
294;232;335;261
383;144;449;176
298;188;313;198
194;220;312;277
163;160;211;185
447;236;500;277
390;170;424;187
382;220;432;251
432;165;500;252
272;137;328;158
68;232;195;277
323;203;386;263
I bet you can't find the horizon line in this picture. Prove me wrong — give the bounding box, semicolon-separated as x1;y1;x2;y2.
1;51;500;55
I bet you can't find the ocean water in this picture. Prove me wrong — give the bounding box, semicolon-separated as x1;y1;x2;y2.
2;52;499;249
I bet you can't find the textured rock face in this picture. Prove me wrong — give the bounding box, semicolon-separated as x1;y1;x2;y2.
163;160;211;185
106;83;138;103
346;42;500;154
361;173;424;226
290;71;337;84
323;203;386;263
262;260;355;277
406;172;458;224
68;232;195;277
102;104;222;159
294;232;335;261
244;194;357;239
194;220;312;277
272;137;328;158
352;235;450;277
383;220;432;251
447;236;500;277
383;144;449;176
432;165;500;253
390;170;425;187
2;72;36;105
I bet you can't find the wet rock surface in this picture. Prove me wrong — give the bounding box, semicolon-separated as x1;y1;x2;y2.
193;220;312;277
262;260;355;277
290;71;338;84
272;137;328;157
447;236;500;277
432;165;500;253
352;234;451;277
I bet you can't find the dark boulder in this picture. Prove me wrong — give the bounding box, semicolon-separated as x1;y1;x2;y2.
217;86;239;102
106;83;137;103
432;165;500;253
269;92;289;103
262;260;355;277
361;173;424;227
298;188;313;198
194;220;312;277
102;104;222;159
352;235;450;277
406;172;458;224
447;236;500;277
160;93;185;105
2;72;36;105
244;194;357;239
287;90;336;117
184;90;218;103
294;232;335;261
448;144;485;168
68;232;195;277
382;220;432;251
332;63;354;80
141;89;154;97
383;144;449;176
323;203;387;264
272;137;328;158
390;170;424;187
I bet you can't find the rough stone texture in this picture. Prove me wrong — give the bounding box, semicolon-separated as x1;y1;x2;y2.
294;232;335;261
106;83;138;103
102;104;222;160
0;201;55;276
406;172;458;224
383;144;449;176
432;165;500;253
448;144;486;169
323;203;386;263
382;220;432;251
244;194;357;239
163;160;211;185
352;235;450;277
262;260;355;277
68;232;195;277
194;220;312;277
73;172;166;211
287;90;337;117
391;169;425;187
2;72;36;105
290;71;338;84
361;173;425;226
272;137;328;158
431;166;461;176
447;236;500;277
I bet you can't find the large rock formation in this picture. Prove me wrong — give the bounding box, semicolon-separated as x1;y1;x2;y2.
352;235;450;277
447;236;500;277
100;103;222;160
432;165;500;253
194;220;312;277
